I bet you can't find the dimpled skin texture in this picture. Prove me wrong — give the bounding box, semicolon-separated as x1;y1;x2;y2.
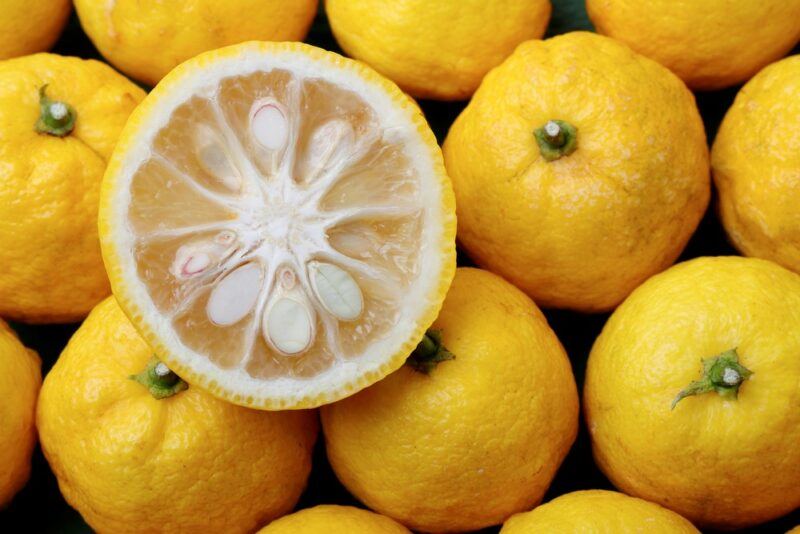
712;56;800;274
443;32;709;313
326;0;551;101
585;257;800;529
587;0;800;91
0;0;71;60
259;505;411;534
37;297;318;534
321;268;579;533
0;321;41;507
74;0;318;86
501;490;699;534
0;54;145;323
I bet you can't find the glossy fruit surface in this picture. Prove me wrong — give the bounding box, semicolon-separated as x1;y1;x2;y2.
0;321;41;507
712;55;800;274
501;490;699;533
74;0;319;86
259;505;410;533
0;53;145;323
322;267;579;532
37;297;318;533
585;257;800;529
443;32;709;312
326;0;551;100
0;0;71;60
587;0;800;90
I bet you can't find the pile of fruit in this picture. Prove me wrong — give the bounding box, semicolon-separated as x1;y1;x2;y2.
1;1;799;532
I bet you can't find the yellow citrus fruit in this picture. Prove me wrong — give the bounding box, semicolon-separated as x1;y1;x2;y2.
74;0;319;86
37;297;318;534
259;505;410;533
443;32;709;313
326;0;551;101
712;55;800;274
99;41;456;410
321;267;579;532
0;0;71;60
788;527;800;533
0;53;145;323
0;321;41;507
501;490;699;533
587;0;800;91
585;256;800;529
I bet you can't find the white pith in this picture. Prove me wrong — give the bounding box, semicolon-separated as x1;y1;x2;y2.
106;45;450;405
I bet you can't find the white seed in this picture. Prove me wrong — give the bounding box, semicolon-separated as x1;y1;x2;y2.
251;101;288;150
263;295;315;356
309;261;363;321
195;127;241;191
305;119;354;175
181;252;211;276
170;231;238;280
206;263;262;326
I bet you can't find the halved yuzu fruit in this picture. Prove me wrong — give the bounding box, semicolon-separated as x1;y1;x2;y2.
99;42;456;409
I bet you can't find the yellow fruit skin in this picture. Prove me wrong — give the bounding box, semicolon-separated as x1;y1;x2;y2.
74;0;319;86
0;54;145;323
321;268;579;532
0;0;71;59
259;505;411;534
37;297;318;534
585;256;800;529
587;0;800;91
99;41;457;410
501;490;699;534
712;55;800;274
326;0;551;100
443;32;709;313
0;321;41;507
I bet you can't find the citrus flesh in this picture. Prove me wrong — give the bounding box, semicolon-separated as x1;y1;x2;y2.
100;42;456;410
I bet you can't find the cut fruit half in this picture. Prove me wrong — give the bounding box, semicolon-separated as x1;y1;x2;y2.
99;42;456;410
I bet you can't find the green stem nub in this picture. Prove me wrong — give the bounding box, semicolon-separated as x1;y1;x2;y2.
406;329;455;374
534;120;578;162
671;348;753;409
35;85;76;137
130;356;188;399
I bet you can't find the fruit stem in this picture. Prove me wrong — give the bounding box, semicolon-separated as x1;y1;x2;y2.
406;329;455;374
534;120;577;161
130;356;188;399
671;348;753;409
35;85;77;137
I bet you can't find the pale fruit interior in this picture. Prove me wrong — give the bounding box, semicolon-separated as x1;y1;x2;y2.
127;70;424;381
